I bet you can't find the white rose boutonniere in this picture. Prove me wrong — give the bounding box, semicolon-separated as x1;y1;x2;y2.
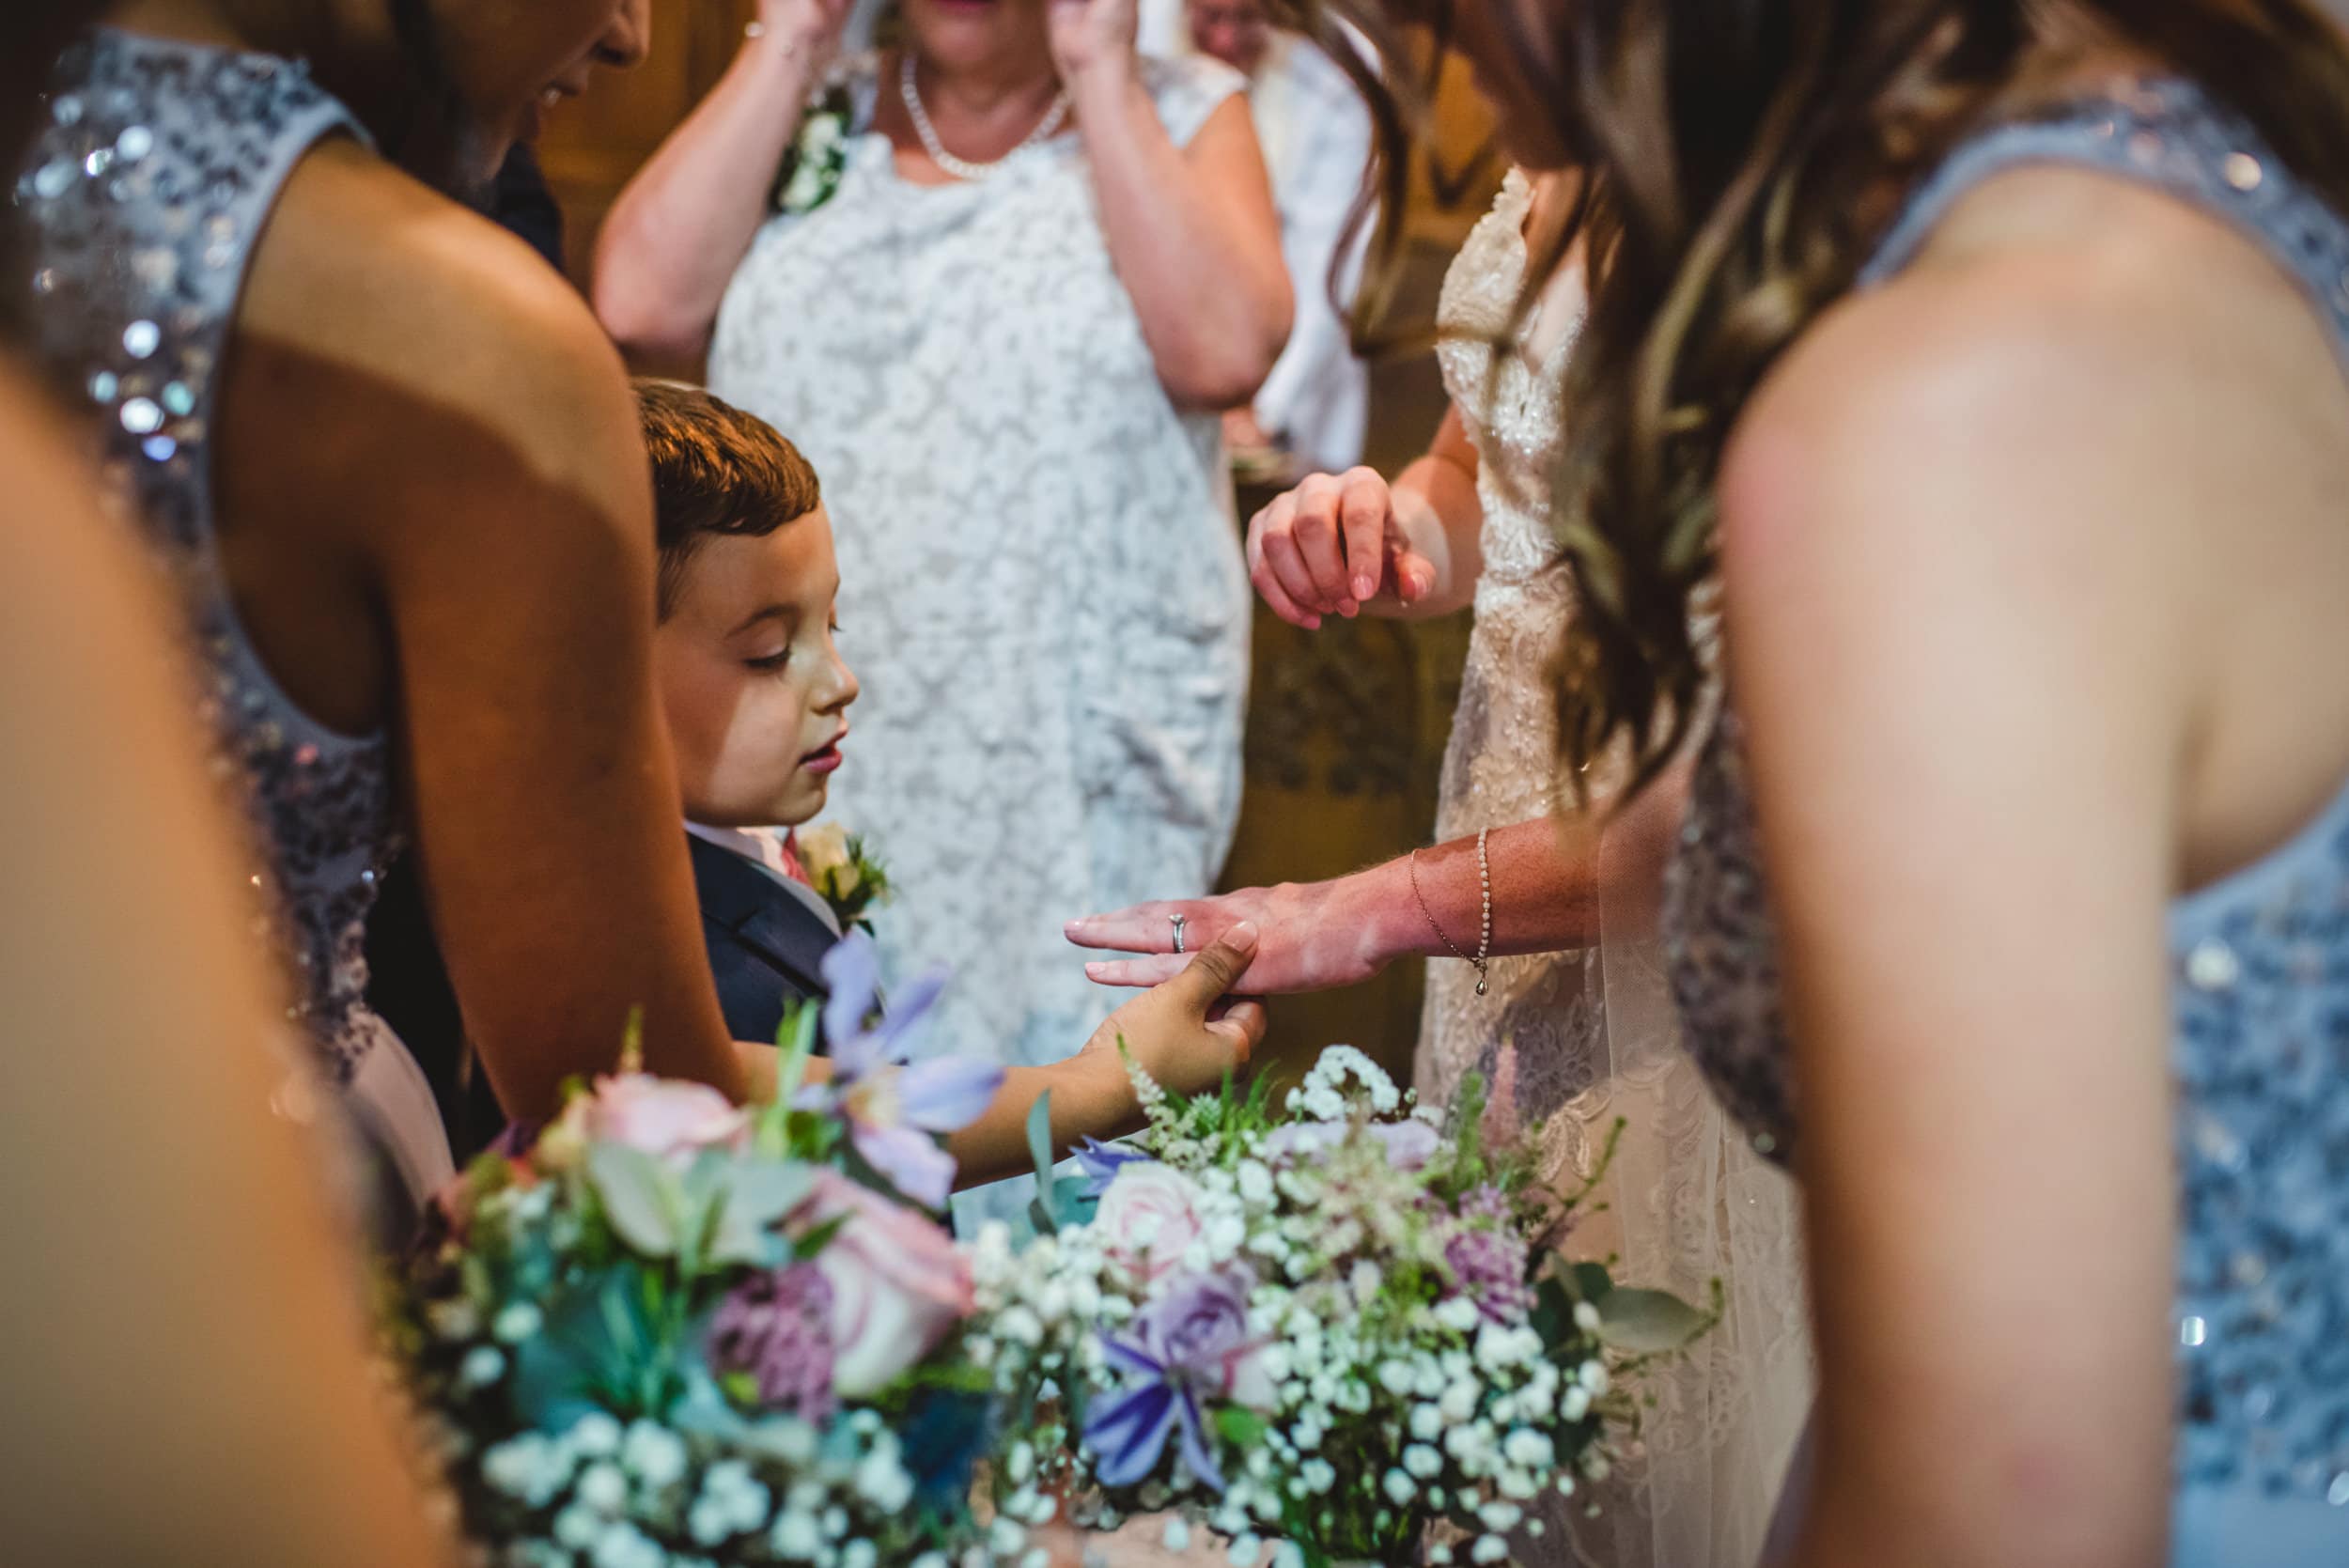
775;84;855;217
798;820;892;935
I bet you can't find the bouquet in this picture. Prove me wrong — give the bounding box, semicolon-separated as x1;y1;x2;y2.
967;1048;1715;1568
796;822;893;938
386;936;1024;1568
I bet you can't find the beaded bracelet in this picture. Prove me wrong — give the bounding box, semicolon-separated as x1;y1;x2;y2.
1408;826;1493;996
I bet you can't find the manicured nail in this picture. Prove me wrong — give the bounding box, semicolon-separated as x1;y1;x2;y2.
1353;574;1377;599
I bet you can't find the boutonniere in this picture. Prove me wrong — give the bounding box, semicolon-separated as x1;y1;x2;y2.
796;820;892;935
774;84;854;216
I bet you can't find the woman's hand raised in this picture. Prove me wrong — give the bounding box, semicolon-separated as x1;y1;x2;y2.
1084;923;1269;1097
1046;0;1139;89
1248;467;1441;629
756;0;854;62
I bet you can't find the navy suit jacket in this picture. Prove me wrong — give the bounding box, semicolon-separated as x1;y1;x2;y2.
686;832;841;1048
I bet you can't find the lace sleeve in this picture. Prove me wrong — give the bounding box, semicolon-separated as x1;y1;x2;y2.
1140;54;1246;148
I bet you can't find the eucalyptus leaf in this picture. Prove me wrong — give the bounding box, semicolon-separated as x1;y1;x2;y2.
1595;1286;1712;1353
775;1001;820;1106
1571;1261;1615;1305
588;1143;680;1257
710;1160;817;1266
1025;1092;1056;1188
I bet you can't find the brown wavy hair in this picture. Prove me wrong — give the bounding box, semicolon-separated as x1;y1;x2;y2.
1286;0;2349;800
1529;0;2349;800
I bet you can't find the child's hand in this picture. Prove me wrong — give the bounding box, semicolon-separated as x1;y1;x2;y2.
1084;924;1267;1097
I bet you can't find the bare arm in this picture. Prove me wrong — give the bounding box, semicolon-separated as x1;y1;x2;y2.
1729;268;2192;1568
1067;768;1686;993
594;0;852;363
0;370;455;1568
238;163;755;1120
1052;2;1291;410
1249;406;1485;627
948;929;1268;1184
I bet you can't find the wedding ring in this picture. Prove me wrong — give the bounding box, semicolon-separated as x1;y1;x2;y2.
1170;914;1187;955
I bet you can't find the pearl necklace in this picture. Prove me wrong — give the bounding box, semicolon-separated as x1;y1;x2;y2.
898;53;1070;182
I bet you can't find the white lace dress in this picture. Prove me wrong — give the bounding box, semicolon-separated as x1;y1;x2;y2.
709;55;1252;1232
1419;169;1813;1568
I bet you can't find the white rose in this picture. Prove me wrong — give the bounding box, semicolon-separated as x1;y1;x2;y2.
1093;1163;1208;1286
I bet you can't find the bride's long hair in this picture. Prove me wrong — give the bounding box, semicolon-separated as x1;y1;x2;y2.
1515;0;2349;796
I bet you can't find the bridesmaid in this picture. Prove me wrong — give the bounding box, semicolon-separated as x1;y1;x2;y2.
17;0;1264;1228
1;6;450;1556
1432;0;2349;1563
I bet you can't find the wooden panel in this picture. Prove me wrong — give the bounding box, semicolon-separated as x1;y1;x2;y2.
535;0;757;286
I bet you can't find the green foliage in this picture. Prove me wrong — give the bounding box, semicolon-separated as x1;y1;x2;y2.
1595;1287;1718;1355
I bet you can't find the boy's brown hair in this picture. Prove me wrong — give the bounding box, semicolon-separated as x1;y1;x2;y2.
633;379;822;621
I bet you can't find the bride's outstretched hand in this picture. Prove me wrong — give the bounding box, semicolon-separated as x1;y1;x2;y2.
1085;923;1268;1097
1249;468;1439;628
1067;876;1399;995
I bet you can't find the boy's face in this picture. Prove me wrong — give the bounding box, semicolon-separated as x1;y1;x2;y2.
655;506;859;831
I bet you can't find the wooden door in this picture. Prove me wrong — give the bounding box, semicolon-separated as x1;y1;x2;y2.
535;0;758;287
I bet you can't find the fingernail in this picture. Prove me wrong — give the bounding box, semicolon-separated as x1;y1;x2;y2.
1303;615;1321;629
1339;599;1359;618
1228;921;1260;946
1353;574;1377;599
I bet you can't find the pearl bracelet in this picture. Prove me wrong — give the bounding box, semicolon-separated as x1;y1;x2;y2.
1408;827;1494;997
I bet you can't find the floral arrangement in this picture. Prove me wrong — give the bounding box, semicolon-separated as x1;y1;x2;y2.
967;1048;1715;1568
386;936;1023;1568
775;85;854;217
797;821;892;938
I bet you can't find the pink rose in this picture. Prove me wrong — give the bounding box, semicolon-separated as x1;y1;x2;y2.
1094;1163;1207;1286
795;1171;972;1397
570;1074;749;1167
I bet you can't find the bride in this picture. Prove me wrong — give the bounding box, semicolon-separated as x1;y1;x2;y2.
1068;20;1811;1566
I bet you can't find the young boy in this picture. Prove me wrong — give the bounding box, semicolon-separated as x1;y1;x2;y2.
637;380;860;1045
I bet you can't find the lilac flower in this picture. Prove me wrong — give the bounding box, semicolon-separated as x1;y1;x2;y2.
1261;1116;1439;1172
1370;1118;1440;1172
707;1262;836;1421
1074;1138;1154;1199
1442;1221;1533;1325
797;933;1003;1210
1083;1267;1271;1492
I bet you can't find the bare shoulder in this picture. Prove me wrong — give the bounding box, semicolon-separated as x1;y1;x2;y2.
238;138;641;493
1719;161;2340;581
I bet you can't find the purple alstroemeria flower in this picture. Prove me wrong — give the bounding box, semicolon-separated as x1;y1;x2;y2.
1074;1138;1154;1198
1083;1266;1270;1493
797;932;1003;1210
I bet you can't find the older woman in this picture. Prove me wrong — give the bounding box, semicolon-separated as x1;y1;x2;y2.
596;0;1290;1213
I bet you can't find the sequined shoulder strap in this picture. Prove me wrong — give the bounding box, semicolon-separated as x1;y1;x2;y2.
22;28;362;560
1859;77;2349;359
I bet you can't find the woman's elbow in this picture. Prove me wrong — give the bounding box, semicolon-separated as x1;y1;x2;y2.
591;270;708;365
1159;289;1294;411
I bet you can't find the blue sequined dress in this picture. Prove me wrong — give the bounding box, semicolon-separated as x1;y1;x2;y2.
15;28;455;1218
1663;79;2349;1568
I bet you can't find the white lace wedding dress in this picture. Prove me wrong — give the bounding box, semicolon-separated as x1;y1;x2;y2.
1421;168;1813;1568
